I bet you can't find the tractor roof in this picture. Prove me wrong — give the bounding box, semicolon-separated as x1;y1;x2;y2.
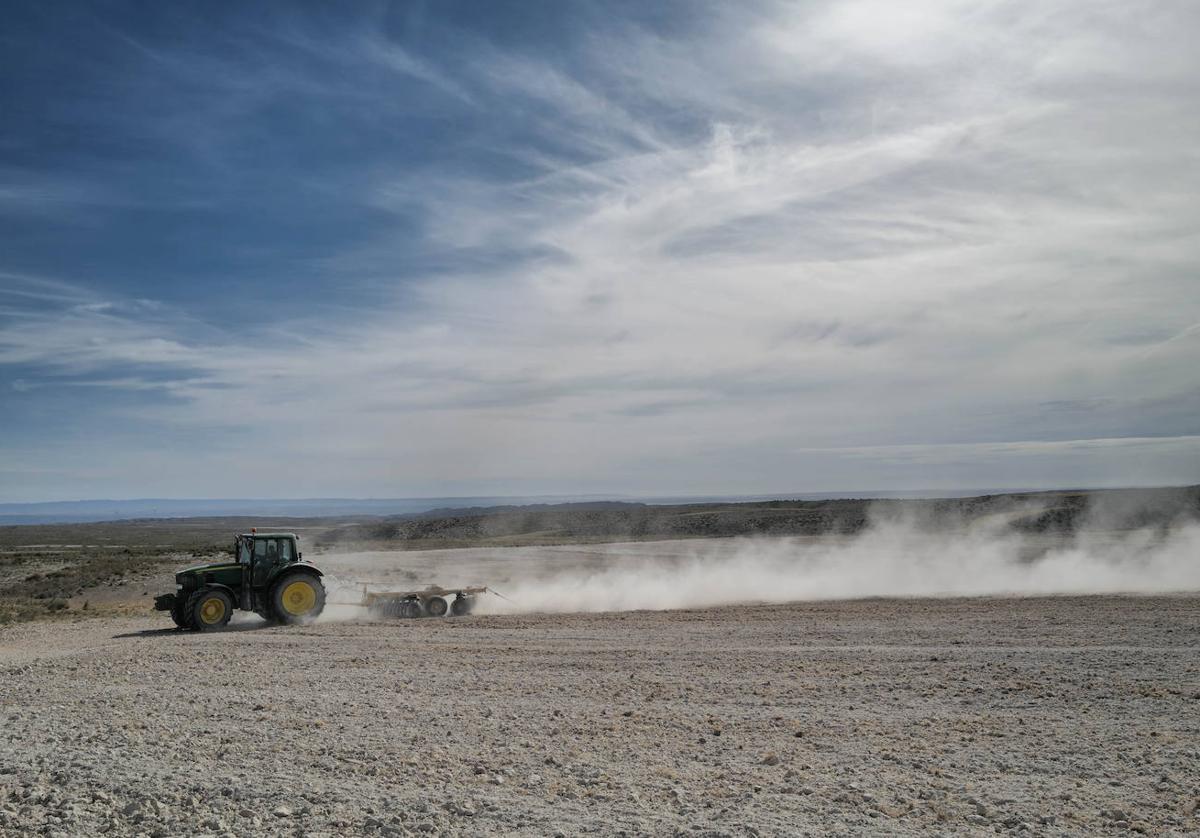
237;532;299;539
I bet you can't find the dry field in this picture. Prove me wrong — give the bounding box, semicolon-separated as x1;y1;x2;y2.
1;541;1198;837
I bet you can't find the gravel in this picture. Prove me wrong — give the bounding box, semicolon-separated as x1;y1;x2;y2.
1;594;1198;836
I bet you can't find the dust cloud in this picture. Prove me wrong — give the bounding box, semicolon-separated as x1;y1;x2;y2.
477;509;1200;616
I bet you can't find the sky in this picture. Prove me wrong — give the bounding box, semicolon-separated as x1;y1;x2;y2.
1;0;1198;503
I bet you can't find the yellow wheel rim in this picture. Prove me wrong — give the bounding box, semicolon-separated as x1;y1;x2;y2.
199;596;227;625
281;580;317;616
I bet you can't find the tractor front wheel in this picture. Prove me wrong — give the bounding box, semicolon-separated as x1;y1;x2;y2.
271;573;326;625
187;588;233;632
170;596;192;629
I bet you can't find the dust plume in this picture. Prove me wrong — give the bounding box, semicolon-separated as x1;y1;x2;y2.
477;505;1200;615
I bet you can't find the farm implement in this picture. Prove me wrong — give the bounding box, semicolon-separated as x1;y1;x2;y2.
358;584;489;619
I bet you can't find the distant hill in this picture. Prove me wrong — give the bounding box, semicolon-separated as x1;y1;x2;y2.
0;495;612;525
0;487;1087;525
2;485;1194;552
313;486;1200;549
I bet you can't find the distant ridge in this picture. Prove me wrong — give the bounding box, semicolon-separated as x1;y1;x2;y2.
1;486;1190;525
0;496;608;525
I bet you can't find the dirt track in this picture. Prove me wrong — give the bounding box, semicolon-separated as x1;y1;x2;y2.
2;594;1199;837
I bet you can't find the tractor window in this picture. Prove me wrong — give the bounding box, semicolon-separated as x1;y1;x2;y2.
254;539;268;559
279;539;294;561
238;540;251;564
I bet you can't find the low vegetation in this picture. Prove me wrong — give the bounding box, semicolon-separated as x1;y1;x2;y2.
0;545;216;624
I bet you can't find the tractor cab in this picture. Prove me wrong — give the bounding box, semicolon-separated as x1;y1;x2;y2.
237;531;300;587
154;529;325;631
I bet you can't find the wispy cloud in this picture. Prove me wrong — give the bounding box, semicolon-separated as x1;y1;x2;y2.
1;1;1198;500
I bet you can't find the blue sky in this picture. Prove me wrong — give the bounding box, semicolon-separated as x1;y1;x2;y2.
2;0;1198;502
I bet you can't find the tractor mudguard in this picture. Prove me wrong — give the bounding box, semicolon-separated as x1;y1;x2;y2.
198;582;238;602
267;563;324;586
153;593;177;612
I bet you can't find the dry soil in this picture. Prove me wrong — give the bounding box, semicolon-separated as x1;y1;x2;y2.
2;582;1199;836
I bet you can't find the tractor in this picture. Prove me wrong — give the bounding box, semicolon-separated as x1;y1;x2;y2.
154;530;325;631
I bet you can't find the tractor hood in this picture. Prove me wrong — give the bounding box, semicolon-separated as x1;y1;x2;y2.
175;561;240;587
177;561;238;577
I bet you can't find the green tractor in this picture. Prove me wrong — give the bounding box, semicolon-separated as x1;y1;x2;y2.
154;530;325;631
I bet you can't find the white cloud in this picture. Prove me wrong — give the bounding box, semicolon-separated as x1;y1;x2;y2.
2;0;1199;499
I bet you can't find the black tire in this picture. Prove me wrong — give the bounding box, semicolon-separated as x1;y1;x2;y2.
401;600;421;619
270;572;326;625
450;596;474;617
187;588;233;632
170;596;192;629
425;596;448;617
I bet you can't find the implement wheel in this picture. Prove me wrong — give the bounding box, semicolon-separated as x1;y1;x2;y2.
401;600;421;619
425;596;448;618
271;573;326;625
450;596;474;617
187;588;233;632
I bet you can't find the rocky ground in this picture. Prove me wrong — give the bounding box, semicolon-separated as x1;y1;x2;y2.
1;588;1198;836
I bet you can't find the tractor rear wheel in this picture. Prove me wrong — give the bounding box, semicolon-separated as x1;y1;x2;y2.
188;588;233;632
425;596;448;618
271;573;326;624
